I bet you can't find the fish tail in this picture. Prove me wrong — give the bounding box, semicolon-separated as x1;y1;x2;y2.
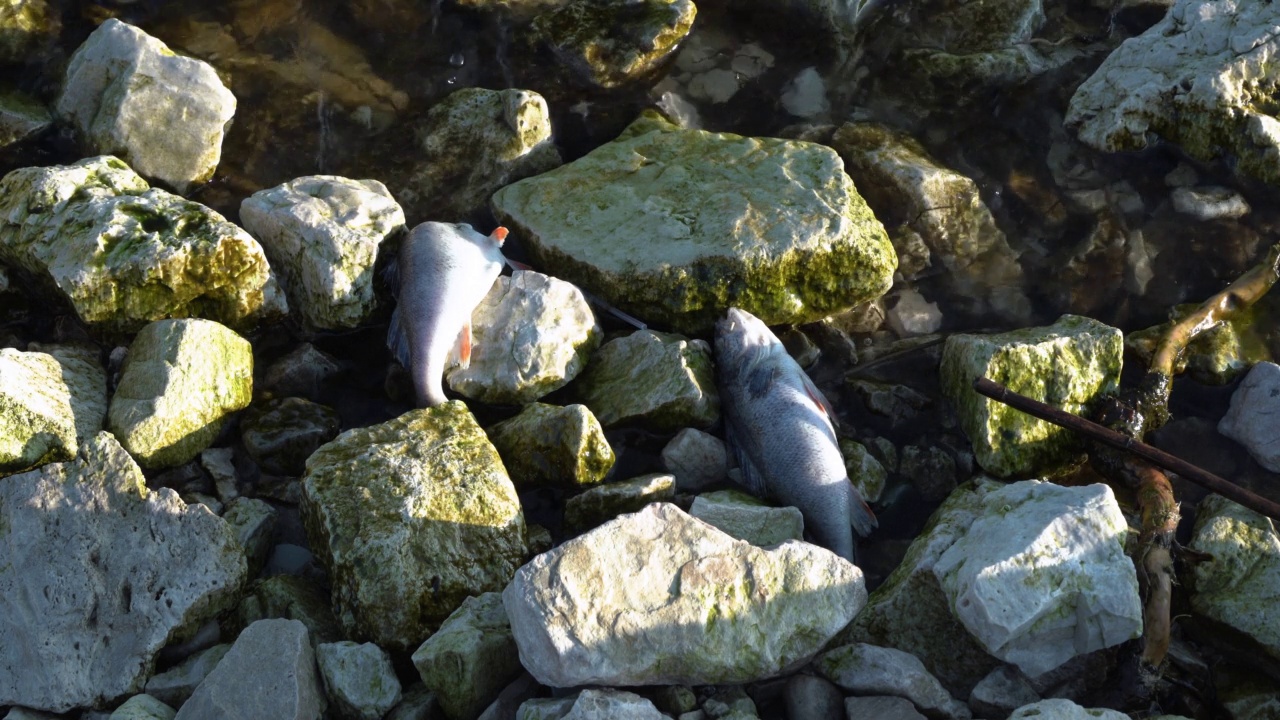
849;484;879;537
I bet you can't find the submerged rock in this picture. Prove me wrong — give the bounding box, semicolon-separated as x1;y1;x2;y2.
530;0;696;90
0;345;106;475
575;329;719;431
411;592;523;720
1217;361;1280;472
486;402;615;488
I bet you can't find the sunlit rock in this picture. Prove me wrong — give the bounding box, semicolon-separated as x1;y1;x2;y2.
688;489;806;547
530;0;696;90
1217;362;1280;472
563;472;676;533
0;156;286;334
240;176;405;332
816;643;972;719
503;503;866;687
0;90;51;148
301;402;526;652
574;329;719;431
562;689;667;719
940;314;1122;478
411;593;522;720
0;433;246;712
447;270;601;404
486;402;615;489
316;642;402;720
492;111;896;335
108;319;253;469
0;345;106;475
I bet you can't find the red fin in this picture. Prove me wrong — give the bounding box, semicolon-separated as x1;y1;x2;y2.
506;258;535;272
491;226;509;245
456;323;473;369
801;373;837;422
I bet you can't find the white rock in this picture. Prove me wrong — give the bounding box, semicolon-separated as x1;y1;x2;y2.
689;490;805;547
108;694;175;720
55;19;235;193
817;643;971;719
1009;698;1128;719
661;427;728;490
316;642;402;720
781;67;830;119
563;690;666;720
886;288;943;337
503;503;865;687
1170;185;1250;220
687;68;739;103
730;44;774;79
1217;361;1280;472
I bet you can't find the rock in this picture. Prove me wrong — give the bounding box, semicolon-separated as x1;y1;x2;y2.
447;270;602;404
562;690;666;720
1171;185;1250;220
899;443;958;502
263;543;321;579
517;697;577;720
817;643;971;719
841;439;887;503
0;90;52;148
260;343;343;400
1008;699;1128;719
0;433;246;712
387;684;442;720
491;111;896;335
781;67;830;119
940;314;1122;478
107;319;253;469
301;402;526;652
316;642;402;720
476;673;539;720
199;447;239;502
486;402;615;488
530;0;696;89
400;87;561;224
108;694;175;720
1127;305;1272;386
1066;0;1280;188
1189;494;1280;663
783;675;845;720
144;644;232;708
0;345;106;475
575;329;719;431
563;472;676;532
1217;362;1280;472
239;176;405;331
662;428;728;491
703;686;756;717
652;686;697;716
175;619;326;720
222;497;278;577
0;156;286;334
411;592;523;720
1;710;61;720
688;489;806;547
235;575;343;647
0;0;59;64
503;503;865;687
55;19;236;194
969;666;1041;719
843;696;926;720
240;397;341;476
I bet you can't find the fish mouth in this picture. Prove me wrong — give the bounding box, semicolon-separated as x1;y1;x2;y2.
718;307;777;349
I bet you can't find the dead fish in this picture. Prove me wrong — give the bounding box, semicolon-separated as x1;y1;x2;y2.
715;307;878;562
386;221;508;407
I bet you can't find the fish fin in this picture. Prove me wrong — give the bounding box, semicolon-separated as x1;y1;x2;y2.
387;305;411;368
491;226;509;245
455;322;473;369
381;255;400;298
724;421;769;497
800;372;839;431
745;363;777;399
506;258;535;272
847;481;879;537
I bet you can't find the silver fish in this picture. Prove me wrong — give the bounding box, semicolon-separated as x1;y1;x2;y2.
386;221;508;407
715;307;878;562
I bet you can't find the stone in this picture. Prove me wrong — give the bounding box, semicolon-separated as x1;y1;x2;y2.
0;433;246;712
0;0;59;65
1008;699;1128;719
0;156;286;334
562;690;666;720
491;111;896;335
387;684;442;720
1126;304;1273;386
563;472;676;532
175;619;326;720
781;67;830;119
199;447;239;502
843;696;926;720
783;675;845;720
0;90;52;148
240;397;341;476
968;666;1041;720
55;19;236;194
530;0;696;89
817;643;971;719
240;176;405;331
899;443;958;502
940;315;1122;478
108;694;175;720
260;343;342;400
447;270;602;404
0;345;106;475
234;575;343;647
517;697;577;720
652;686;697;715
222;497;278;577
503;503;865;687
1171;186;1250;221
662;428;728;491
702;686;756;717
107;319;253;469
476;674;539;720
144;644;231;708
411;593;523;720
315;642;402;720
688;489;806;547
841;438;887;503
301;402;526;652
575;329;719;431
1217;362;1280;472
486;402;615;488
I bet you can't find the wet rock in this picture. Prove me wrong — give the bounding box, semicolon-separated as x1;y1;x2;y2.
1008;699;1127;719
447;270;602;404
940;314;1122;478
688;489;805;547
240;397;341;476
0;90;52;148
260;343;343;400
530;0;696;90
492;111;896;335
175;619;326;719
316;641;402;720
662;427;728;491
817;643;971;719
486;402;614;489
401;87;561;224
968;665;1041;719
0;156;286;334
503;503;865;686
843;696;926;719
841;438;887;503
1127;306;1272;386
0;0;59;64
1171;185;1250;220
56;19;235;193
563;689;665;719
235;575;343;647
240;176;405;331
1217;361;1280;472
412;592;523;720
223;497;278;577
301;402;526;652
108;319;253;469
108;694;175;720
0;433;246;712
783;675;844;720
563;472;676;532
0;345;106;475
575;329;719;431
144;644;231;708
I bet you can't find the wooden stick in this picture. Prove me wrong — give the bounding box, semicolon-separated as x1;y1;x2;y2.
973;376;1280;521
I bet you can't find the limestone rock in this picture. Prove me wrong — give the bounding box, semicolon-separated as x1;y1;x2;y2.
259;343;342;400
842;438;887;504
1217;362;1280;472
108;319;253;469
688;489;805;547
518;697;577;720
0;433;246;712
1126;303;1273;386
662;427;728;491
411;593;523;720
486;402;614;488
108;694;175;720
503;503;865;687
0;345;106;475
817;643;971;719
940;315;1122;478
530;0;696;89
1009;699;1128;719
240;176;405;331
575;329;719;431
301;402;526;652
316;642;402;720
0;156;286;334
968;666;1041;719
144;644;231;708
562;690;666;719
56;19;236;194
447;270;602;404
563;472;676;532
491;111;896;335
223;497;278;577
240;397;341;476
0;90;52;148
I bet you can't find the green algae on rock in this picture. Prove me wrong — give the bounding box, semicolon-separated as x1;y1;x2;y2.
530;0;696;90
411;592;523;720
940;314;1122;479
574;329;719;431
0;156;286;335
491;111;896;335
486;402;615;489
300;402;526;653
0;345;106;476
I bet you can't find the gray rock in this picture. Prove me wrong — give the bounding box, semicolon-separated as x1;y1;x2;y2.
563;472;676;533
652;686;697;716
108;694;175;720
517;697;578;720
240;397;341;476
316;642;402;720
530;0;696;89
783;675;844;720
175;619;326;720
781;67;830;119
263;543;321;579
386;684;442;720
841;438;886;504
486;403;615;489
1217;361;1280;472
1170;186;1250;221
2;710;62;720
968;666;1040;720
817;643;971;719
412;593;523;720
503;503;865;687
575;330;719;432
0;433;246;712
0;345;106;475
107;319;254;469
234;575;343;647
240;176;404;332
199;447;239;502
476;673;539;720
562;690;665;720
899;443;958;502
843;696;926;720
491;111;895;335
222;497;278;578
260;343;343;400
661;428;728;491
55;19;236;194
0;90;52;148
1008;699;1127;719
144;644;231;708
447;270;602;404
703;686;756;717
688;489;805;547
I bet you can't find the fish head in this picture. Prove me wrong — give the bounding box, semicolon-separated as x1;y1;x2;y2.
715;307;784;371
